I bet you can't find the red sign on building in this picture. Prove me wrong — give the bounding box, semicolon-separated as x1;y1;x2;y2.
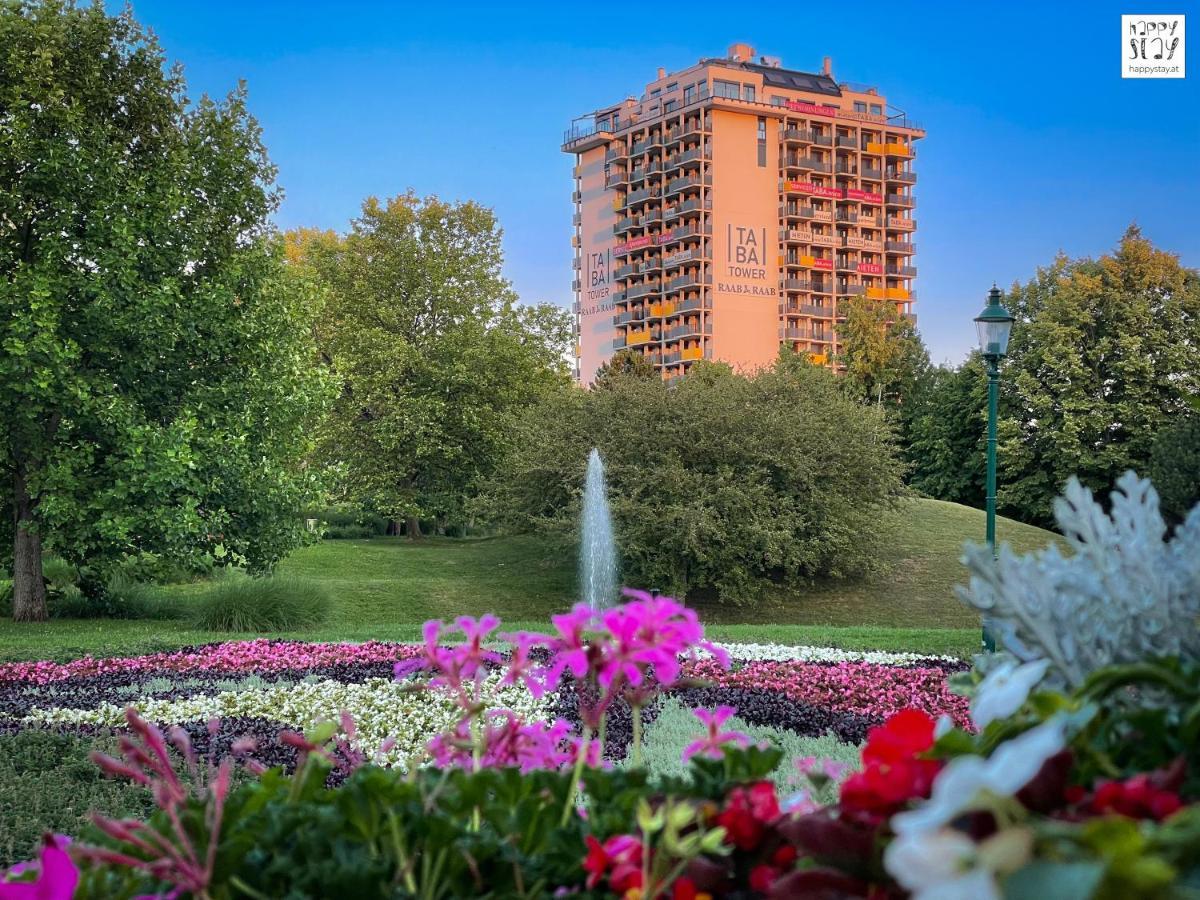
787;181;842;199
858;262;884;275
785;100;838;118
845;188;883;204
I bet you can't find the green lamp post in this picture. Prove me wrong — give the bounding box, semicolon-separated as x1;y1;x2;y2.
974;285;1014;652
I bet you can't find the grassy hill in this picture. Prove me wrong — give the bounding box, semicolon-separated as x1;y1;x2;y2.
0;499;1059;661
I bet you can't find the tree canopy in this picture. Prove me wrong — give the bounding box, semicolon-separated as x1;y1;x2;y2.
999;227;1200;524
291;194;572;537
0;0;330;619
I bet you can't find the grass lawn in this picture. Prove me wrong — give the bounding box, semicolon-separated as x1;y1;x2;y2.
0;499;1058;662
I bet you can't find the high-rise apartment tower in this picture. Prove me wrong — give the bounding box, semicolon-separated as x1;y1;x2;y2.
562;44;923;385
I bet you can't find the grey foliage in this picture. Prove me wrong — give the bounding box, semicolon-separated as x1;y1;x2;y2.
957;472;1200;688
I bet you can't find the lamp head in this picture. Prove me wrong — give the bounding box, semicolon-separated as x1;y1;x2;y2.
975;285;1015;359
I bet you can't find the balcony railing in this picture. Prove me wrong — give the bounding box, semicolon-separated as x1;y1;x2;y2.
886;265;918;276
605;146;626;162
835;136;858;148
887;170;917;184
885;241;916;253
782;127;812;142
675;296;713;313
886;194;915;208
861;167;883;180
631;135;664;154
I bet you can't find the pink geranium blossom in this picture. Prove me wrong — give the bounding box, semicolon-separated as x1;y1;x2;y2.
0;834;78;900
683;706;751;761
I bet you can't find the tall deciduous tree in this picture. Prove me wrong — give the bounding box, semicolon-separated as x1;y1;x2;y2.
905;355;989;507
1;1;329;620
837;296;929;408
294;195;571;538
999;227;1200;525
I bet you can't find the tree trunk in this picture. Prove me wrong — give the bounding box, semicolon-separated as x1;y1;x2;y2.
12;471;47;622
406;515;421;541
386;519;400;536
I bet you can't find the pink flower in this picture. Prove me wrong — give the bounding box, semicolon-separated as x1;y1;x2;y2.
682;706;751;761
0;835;78;900
499;631;552;698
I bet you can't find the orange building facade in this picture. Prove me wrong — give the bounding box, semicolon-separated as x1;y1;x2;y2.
563;44;923;385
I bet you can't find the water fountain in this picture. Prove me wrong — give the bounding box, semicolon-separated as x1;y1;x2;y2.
580;448;618;611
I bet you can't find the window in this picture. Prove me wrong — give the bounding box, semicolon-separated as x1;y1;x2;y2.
696;80;710;100
757;116;767;167
714;79;739;99
870;103;883;115
854;101;867;113
664;99;678;113
684;84;696;104
743;84;756;102
771;95;786;106
650;88;661;98
666;82;678;93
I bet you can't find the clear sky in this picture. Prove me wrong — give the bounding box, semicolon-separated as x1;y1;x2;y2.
118;0;1199;364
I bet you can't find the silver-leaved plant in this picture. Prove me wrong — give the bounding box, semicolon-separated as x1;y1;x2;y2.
958;471;1200;689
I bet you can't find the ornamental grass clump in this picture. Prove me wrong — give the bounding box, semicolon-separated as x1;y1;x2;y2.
187;573;332;631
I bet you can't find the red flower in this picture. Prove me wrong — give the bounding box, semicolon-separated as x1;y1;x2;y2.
861;709;936;766
1091;773;1183;821
839;710;941;818
583;834;642;890
771;844;797;867
672;876;702;900
716;782;782;851
749;865;778;893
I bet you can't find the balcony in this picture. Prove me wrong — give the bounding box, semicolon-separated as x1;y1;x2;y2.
626;186;661;208
886;194;915;208
795;157;830;173
887;216;916;230
626;282;661;300
838;283;865;295
667;175;707;195
885;241;916;253
834;163;858;176
780;228;813;244
835;212;859;224
837;260;859;273
666;321;705;339
861;167;883;180
800;303;831;316
782;277;812;291
681;346;704;361
605;146;627;162
835;136;858;149
631;135;663;155
666;198;710;220
572;212;582;226
810;232;838;247
781;206;816;220
562;121;614;153
646;301;676;318
614;217;636;235
663;248;698;268
630;161;663;182
887;170;917;184
812;133;833;146
887;265;917;276
606;170;628;188
884;143;914;157
670;147;704;170
676;296;713;313
782;127;812;143
667;273;711;292
626;329;654;346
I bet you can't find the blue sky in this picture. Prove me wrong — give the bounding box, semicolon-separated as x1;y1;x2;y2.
121;0;1199;363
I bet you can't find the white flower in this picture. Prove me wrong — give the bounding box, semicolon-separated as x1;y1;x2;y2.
892;718;1066;836
971;659;1051;729
885;828;1032;900
699;642;958;666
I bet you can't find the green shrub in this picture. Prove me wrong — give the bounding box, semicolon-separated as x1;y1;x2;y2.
484;356;905;603
188;572;332;631
0;730;152;867
0;578;11;617
303;505;389;537
40;554;78;590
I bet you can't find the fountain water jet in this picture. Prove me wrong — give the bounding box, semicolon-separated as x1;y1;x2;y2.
580;448;618;612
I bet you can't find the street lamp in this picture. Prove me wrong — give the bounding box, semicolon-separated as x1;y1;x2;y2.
974;285;1014;652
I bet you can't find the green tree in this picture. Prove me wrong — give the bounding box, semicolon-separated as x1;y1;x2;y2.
1147;416;1200;526
484;355;904;602
905;355;988;507
296;194;571;538
999;227;1200;525
0;1;330;620
592;349;659;389
837;296;929;408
